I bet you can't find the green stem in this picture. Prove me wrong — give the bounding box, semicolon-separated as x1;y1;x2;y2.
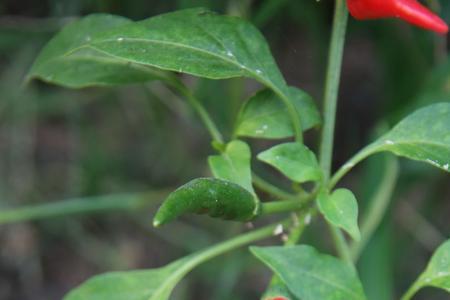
329;225;354;267
318;0;352;263
260;200;305;216
169;79;224;144
185;220;291;271
400;280;423;300
154;220;292;299
285;208;316;246
252;173;298;200
273;87;304;143
0;192;167;224
351;156;399;261
329;143;380;189
318;0;348;181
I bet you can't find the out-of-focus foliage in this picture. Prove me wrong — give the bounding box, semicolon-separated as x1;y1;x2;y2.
0;0;449;299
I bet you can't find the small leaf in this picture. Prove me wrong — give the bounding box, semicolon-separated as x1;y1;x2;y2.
251;245;367;300
257;142;322;183
64;256;189;300
317;189;360;241
153;178;259;227
27;14;167;88
414;239;450;293
208;140;254;194
358;103;450;172
235;87;321;139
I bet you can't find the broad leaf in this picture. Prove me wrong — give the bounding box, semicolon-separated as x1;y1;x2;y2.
317;189;360;241
410;239;450;295
235;87;321;139
355;103;450;172
66;220;280;300
208;140;254;194
27;14;168;88
251;245;367;300
153;178;260;227
30;9;294;102
87;8;290;93
64;256;190;300
257;142;322;183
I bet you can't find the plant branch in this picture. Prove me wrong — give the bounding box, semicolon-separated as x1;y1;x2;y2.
252;172;298;200
329;143;380;189
318;0;352;263
187;219;292;269
329;225;354;267
260;200;305;216
318;0;348;181
169;79;224;144
351;156;399;261
0;191;168;224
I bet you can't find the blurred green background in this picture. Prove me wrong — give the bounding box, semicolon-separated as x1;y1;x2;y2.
0;0;449;299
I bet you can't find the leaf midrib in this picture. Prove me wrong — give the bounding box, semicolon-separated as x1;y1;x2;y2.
62;36;271;84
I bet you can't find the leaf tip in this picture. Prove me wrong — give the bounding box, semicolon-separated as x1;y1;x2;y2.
152;218;162;228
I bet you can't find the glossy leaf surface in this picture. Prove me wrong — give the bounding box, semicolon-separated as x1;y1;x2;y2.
362;103;450;172
235;87;321;139
30;9;293;100
28;14;167;88
317;189;360;241
208;140;254;194
153;178;259;227
257;142;322;183
251;245;367;300
87;8;289;92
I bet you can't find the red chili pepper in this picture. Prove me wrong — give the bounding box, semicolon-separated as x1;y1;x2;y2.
347;0;449;34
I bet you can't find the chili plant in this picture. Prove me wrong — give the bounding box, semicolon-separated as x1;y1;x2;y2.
9;0;450;299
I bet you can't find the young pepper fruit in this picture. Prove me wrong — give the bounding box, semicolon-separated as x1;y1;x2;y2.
347;0;449;34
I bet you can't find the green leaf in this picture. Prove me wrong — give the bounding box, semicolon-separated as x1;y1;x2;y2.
30;9;293;99
317;189;360;241
87;8;289;92
27;14;168;88
208;140;254;194
235;87;321;139
257;142;322;183
65;220;280;300
406;239;450;297
354;103;450;173
153;178;259;227
251;245;367;300
64;256;190;300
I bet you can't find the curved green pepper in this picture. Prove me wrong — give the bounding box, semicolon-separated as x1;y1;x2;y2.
153;178;260;227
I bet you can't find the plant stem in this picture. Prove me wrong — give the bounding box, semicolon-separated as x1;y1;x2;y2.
252;173;298;200
318;0;352;263
271;86;303;143
318;0;348;181
285;208;316;246
329;143;380;189
351;155;399;261
260;200;305;216
169;79;224;144
329;225;354;267
186;220;291;271
400;280;422;300
0;192;167;224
